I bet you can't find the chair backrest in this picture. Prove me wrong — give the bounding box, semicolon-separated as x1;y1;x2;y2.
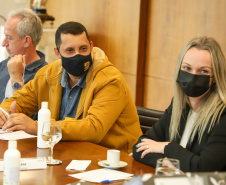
136;106;164;134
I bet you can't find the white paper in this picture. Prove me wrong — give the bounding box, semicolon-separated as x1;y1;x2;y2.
66;160;91;171
154;176;205;185
154;177;191;185
69;169;133;183
0;129;37;140
0;129;9;134
0;157;47;171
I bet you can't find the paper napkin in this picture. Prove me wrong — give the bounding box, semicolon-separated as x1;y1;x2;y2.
66;160;91;171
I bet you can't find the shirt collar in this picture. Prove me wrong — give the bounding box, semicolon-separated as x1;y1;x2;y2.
25;50;46;71
60;69;87;89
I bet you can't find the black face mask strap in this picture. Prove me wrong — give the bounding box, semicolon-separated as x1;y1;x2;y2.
57;48;61;55
209;74;216;86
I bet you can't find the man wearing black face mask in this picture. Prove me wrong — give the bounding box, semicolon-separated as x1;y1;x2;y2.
0;21;142;154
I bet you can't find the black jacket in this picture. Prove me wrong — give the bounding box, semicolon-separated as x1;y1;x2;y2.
133;101;226;172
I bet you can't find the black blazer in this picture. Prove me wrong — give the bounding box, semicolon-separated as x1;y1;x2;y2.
133;100;226;172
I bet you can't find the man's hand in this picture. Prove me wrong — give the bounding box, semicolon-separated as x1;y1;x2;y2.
1;101;37;135
2;113;37;135
0;108;10;128
7;55;26;83
0;101;16;128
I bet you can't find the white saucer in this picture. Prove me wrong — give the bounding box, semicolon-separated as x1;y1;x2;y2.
98;160;128;169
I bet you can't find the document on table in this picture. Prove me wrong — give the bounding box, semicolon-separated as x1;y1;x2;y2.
154;177;191;185
154;176;205;185
0;157;47;171
69;169;133;183
0;129;37;140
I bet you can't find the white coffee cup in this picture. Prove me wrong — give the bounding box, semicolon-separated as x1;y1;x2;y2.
107;149;120;166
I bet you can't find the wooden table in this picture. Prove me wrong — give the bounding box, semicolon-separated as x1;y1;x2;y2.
0;138;155;185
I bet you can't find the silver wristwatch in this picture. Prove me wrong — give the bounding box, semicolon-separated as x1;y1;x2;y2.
12;82;24;90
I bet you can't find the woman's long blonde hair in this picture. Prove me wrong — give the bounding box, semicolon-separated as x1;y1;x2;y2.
170;36;226;142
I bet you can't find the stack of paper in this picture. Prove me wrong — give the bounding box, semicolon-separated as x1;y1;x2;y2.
69;169;133;183
0;129;37;140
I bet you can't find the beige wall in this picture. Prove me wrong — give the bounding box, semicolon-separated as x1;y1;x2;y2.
34;0;226;111
144;0;226;110
44;0;140;100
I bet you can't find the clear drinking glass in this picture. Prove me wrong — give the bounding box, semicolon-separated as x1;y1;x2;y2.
42;122;62;165
155;158;180;176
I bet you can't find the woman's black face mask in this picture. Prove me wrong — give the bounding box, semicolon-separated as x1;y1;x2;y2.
176;69;211;97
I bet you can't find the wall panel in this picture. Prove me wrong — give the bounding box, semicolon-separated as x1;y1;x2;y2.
144;76;173;111
31;0;226;110
44;0;140;100
145;0;226;110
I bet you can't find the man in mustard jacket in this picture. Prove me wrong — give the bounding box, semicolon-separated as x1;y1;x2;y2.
0;21;142;153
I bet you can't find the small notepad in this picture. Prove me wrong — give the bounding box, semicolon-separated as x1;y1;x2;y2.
66;160;91;171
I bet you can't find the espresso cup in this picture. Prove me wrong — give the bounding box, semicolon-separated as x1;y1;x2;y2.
107;149;120;166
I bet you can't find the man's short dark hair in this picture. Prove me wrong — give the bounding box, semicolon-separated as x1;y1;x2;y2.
55;21;90;49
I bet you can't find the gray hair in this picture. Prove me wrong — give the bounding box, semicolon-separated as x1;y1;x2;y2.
8;8;43;46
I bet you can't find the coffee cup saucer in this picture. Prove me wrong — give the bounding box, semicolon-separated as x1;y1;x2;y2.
98;160;128;169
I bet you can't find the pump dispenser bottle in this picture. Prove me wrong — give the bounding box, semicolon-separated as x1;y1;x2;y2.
37;101;51;148
3;140;21;185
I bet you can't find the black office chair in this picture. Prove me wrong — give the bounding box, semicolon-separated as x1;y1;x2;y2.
136;106;164;134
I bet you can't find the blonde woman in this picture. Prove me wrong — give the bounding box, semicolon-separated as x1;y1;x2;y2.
133;36;226;172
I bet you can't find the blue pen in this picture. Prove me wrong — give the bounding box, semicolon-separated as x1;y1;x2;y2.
101;180;114;183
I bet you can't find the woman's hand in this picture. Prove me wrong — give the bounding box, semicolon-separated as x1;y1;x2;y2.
136;138;169;158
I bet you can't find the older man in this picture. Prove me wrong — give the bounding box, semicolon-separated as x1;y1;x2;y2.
0;8;47;103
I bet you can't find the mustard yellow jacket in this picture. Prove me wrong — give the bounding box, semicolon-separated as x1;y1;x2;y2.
1;47;142;153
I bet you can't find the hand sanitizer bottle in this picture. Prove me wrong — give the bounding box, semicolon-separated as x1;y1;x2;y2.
37;101;51;148
3;140;21;185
